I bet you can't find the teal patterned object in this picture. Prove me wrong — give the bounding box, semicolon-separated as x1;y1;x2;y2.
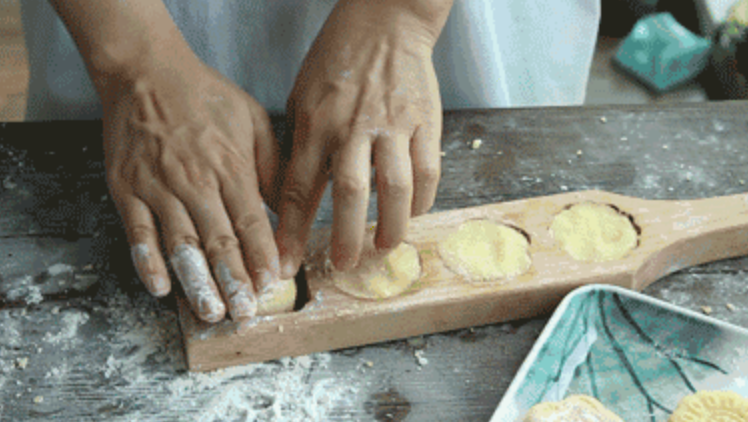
615;13;712;92
492;285;748;422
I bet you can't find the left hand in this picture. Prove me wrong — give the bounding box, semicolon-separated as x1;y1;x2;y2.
276;0;453;277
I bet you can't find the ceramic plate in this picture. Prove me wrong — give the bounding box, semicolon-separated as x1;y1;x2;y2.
491;284;748;421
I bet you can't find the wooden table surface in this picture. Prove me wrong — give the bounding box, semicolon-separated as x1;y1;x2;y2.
1;102;748;421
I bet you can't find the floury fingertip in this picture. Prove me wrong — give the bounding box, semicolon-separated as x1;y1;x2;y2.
131;244;168;296
170;244;225;322
216;261;257;320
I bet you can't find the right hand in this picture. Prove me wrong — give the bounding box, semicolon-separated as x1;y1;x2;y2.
99;47;282;323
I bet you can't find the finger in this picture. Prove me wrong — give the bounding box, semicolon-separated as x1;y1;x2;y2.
156;195;227;323
114;192;171;297
251;103;282;211
275;124;330;279
223;167;281;304
410;123;442;216
373;134;413;250
178;190;260;321
330;134;373;271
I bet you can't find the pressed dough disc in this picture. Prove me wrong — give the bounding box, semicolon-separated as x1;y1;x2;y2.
437;219;531;281
668;391;748;422
331;242;422;300
550;202;638;262
523;395;623;422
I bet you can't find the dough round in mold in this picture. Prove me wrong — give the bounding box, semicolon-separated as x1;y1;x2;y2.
668;390;748;422
256;278;297;315
437;219;531;281
523;395;623;422
331;242;422;300
550;202;638;262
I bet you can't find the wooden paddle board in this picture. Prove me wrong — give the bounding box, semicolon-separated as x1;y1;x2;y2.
178;190;748;371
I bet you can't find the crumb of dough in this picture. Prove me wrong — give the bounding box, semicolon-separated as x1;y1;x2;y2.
550;202;638;262
727;303;737;311
701;306;713;315
668;391;748;422
256;278;297;316
16;357;28;369
471;139;482;150
438;220;531;281
33;396;43;404
524;395;623;422
331;242;422;300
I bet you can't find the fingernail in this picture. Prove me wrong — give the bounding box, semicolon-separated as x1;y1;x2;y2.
150;277;170;297
131;244;152;279
199;296;225;323
333;255;354;272
229;292;257;320
131;244;167;296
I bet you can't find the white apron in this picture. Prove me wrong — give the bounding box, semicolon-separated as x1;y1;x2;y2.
21;0;600;121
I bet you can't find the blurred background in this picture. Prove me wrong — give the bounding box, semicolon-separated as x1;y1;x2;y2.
0;0;745;121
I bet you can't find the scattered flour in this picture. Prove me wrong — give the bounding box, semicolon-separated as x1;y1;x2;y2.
5;276;43;305
47;263;75;276
43;310;90;345
96;282;356;421
24;285;43;305
1;272;360;421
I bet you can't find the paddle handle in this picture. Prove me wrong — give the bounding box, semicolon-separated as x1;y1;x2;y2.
632;193;748;289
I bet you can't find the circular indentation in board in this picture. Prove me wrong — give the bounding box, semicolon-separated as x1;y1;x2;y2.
550;202;639;262
437;219;532;281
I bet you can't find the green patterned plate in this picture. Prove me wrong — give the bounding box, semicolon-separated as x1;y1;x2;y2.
491;285;748;421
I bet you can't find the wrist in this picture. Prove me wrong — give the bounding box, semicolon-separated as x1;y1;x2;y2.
338;0;454;48
47;0;198;99
88;31;198;101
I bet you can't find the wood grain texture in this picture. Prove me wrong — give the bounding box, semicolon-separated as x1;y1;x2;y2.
180;190;748;371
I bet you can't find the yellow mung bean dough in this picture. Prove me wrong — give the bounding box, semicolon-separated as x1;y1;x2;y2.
438;220;531;281
331;242;422;300
668;391;748;422
256;278;297;315
550;202;638;262
524;395;623;422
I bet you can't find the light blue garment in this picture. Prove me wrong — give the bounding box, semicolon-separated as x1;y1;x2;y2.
21;0;601;121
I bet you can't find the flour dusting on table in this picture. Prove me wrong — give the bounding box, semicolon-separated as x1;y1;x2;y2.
0;277;359;421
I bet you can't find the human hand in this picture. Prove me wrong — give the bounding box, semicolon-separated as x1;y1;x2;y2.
276;0;453;278
100;48;282;323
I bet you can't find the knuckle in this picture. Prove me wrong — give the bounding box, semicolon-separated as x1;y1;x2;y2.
129;224;159;243
282;182;314;212
234;212;266;238
335;174;367;198
204;235;241;261
379;175;412;199
416;163;440;187
172;235;201;251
